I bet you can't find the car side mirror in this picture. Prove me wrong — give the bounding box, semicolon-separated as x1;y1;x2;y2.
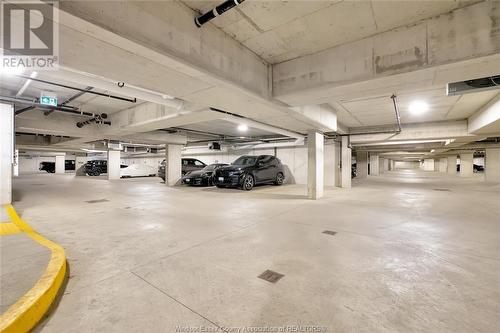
258;161;264;166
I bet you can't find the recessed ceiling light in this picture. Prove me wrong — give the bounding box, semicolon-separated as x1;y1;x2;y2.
237;124;248;132
408;101;429;114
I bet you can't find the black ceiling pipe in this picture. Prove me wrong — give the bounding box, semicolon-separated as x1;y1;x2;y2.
195;0;246;27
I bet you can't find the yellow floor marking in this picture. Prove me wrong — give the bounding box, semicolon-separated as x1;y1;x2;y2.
0;222;21;236
0;205;67;333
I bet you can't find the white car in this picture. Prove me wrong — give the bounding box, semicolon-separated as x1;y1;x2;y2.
120;164;157;178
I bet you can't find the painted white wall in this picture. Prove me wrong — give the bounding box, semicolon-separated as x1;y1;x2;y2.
473;157;485;166
18;155;77;174
1;103;13;205
120;145;310;185
394;161;420;169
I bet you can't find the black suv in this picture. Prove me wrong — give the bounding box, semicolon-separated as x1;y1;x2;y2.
213;155;284;191
158;158;206;181
84;160;108;176
39;160;76;173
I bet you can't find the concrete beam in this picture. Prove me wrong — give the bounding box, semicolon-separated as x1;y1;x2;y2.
469;94;500;135
349;120;473;144
273;1;500;105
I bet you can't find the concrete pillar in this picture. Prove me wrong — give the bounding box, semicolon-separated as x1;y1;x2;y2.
382;158;389;172
307;131;324;199
1;103;14;205
459;153;474;177
447;155;457;175
55;154;66;174
165;144;183;186
370;153;379;175
324;143;337;187
379;158;385;173
485;148;500;183
107;150;121;180
423;158;435;171
390;160;395;171
356;151;368;179
341;136;351;188
433;159;440;171
439;158;447;172
75;155;89;176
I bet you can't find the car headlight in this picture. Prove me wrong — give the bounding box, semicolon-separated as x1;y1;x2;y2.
229;170;243;176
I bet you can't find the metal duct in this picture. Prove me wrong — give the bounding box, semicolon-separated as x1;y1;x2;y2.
195;0;246;27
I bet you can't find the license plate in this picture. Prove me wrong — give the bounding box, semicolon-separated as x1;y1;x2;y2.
218;177;224;181
185;178;190;182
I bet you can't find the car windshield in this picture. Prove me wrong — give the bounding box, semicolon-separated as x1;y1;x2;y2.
202;164;224;172
232;156;257;166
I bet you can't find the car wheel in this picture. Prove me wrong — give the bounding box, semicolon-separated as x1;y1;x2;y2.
274;172;284;185
242;174;254;191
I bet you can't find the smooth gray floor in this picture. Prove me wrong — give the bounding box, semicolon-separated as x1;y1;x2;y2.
0;232;50;313
11;171;500;332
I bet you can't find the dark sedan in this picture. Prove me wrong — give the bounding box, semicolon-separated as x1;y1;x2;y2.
182;163;228;186
213;155;284;191
39;160;76;173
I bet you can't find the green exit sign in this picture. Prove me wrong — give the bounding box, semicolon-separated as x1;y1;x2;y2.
40;96;58;106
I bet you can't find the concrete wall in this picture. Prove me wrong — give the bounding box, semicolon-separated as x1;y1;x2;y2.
121;145;314;185
422;159;435;171
394;161;420;169
18;155;77;174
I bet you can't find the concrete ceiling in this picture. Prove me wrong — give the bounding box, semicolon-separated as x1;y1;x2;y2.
1;72;140;115
332;86;500;128
179;119;281;138
182;0;481;64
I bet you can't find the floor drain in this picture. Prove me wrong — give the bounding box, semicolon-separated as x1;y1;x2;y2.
322;230;337;236
258;270;284;283
85;199;109;203
433;188;451;192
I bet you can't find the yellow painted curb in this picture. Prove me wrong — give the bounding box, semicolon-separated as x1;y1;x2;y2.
0;205;67;333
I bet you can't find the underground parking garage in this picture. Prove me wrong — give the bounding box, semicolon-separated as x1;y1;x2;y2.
1;0;500;332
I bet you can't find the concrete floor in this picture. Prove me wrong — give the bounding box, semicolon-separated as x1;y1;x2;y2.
10;171;500;332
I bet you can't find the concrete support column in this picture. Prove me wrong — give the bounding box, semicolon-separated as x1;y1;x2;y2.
324;143;337;187
390;160;395;171
75;155;89;176
307;131;324;199
107;150;121;180
447;155;457;175
383;158;389;172
356;151;368;179
0;103;14;205
433;159;440;171
439;158;447;172
485;148;500;183
369;154;379;175
165;144;183;186
379;158;385;173
459;153;474;177
341;136;351;188
423;158;435;171
55;154;66;174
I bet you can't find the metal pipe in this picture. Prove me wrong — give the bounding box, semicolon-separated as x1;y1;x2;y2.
195;0;246;27
16;75;137;103
391;94;402;133
76;114;111;128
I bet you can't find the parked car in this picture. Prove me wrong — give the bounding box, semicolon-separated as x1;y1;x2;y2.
352;162;357;178
456;164;485;173
120;164;157;178
84;160;127;176
182;163;228;186
39;160;76;173
158;158;207;181
212;155;284;191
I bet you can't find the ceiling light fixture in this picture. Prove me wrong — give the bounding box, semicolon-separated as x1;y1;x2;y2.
408;100;429;115
237;124;248;132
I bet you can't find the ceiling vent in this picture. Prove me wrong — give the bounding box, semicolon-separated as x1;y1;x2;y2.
447;75;500;96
